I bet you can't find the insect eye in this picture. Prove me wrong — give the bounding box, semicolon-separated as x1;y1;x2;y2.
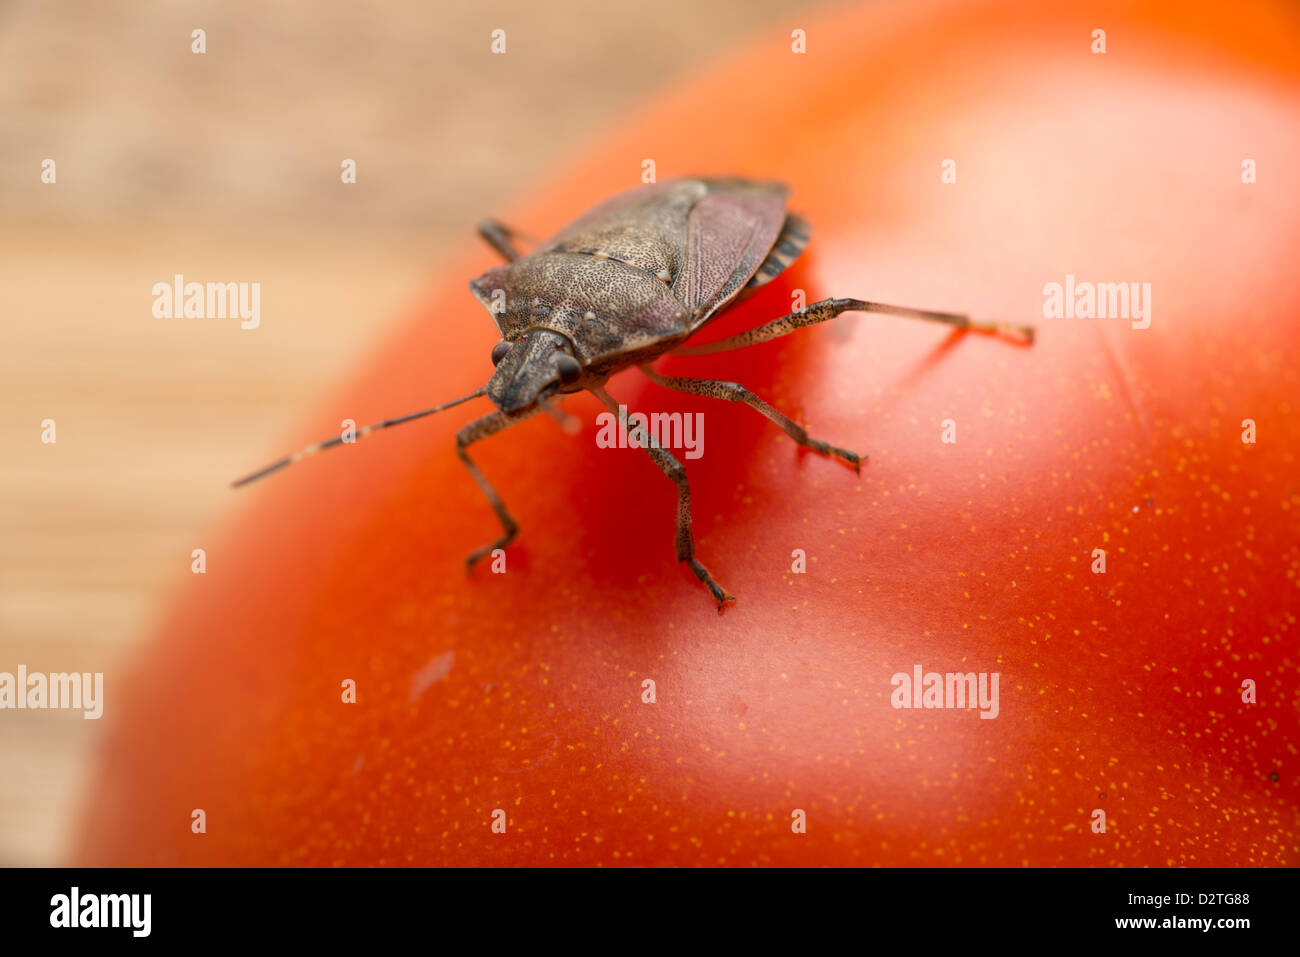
556;354;581;384
490;340;512;366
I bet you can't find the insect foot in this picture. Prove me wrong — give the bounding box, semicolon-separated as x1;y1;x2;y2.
810;440;864;473
464;529;515;576
688;557;735;613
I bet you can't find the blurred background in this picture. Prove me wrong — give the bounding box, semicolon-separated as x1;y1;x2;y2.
0;0;810;864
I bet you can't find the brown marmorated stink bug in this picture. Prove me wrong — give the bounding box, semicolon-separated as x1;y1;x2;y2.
234;177;1033;609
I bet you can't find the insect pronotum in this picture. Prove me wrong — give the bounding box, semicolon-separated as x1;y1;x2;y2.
234;178;1033;610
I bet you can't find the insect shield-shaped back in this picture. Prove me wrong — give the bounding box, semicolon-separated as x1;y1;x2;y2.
469;179;791;401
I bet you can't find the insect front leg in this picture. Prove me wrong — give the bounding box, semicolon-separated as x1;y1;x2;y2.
457;407;539;570
638;364;863;472
589;386;734;611
476;219;531;263
672;298;1034;356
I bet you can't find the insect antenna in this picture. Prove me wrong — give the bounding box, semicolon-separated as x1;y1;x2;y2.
231;387;487;488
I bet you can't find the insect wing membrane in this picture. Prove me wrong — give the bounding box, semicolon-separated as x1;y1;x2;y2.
676;179;788;327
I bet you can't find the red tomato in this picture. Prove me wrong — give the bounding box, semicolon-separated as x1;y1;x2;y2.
81;0;1298;866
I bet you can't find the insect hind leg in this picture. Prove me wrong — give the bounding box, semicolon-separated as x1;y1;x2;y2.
639;365;863;472
672;298;1034;356
589;386;734;611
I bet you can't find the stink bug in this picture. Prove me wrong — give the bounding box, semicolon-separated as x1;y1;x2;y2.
234;177;1033;609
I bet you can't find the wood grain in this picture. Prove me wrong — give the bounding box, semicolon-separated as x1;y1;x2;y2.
0;0;805;864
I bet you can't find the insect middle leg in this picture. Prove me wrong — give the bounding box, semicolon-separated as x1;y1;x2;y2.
457;407;539;569
638;364;862;472
476;219;530;263
589;386;734;611
671;297;1034;357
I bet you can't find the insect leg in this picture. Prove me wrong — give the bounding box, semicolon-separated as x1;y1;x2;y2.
457;407;540;569
639;364;862;472
476;219;530;263
589;386;734;611
672;297;1034;356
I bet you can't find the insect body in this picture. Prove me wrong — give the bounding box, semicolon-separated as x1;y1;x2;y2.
235;178;1032;609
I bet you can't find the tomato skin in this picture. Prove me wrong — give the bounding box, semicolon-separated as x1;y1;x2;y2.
79;0;1299;866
